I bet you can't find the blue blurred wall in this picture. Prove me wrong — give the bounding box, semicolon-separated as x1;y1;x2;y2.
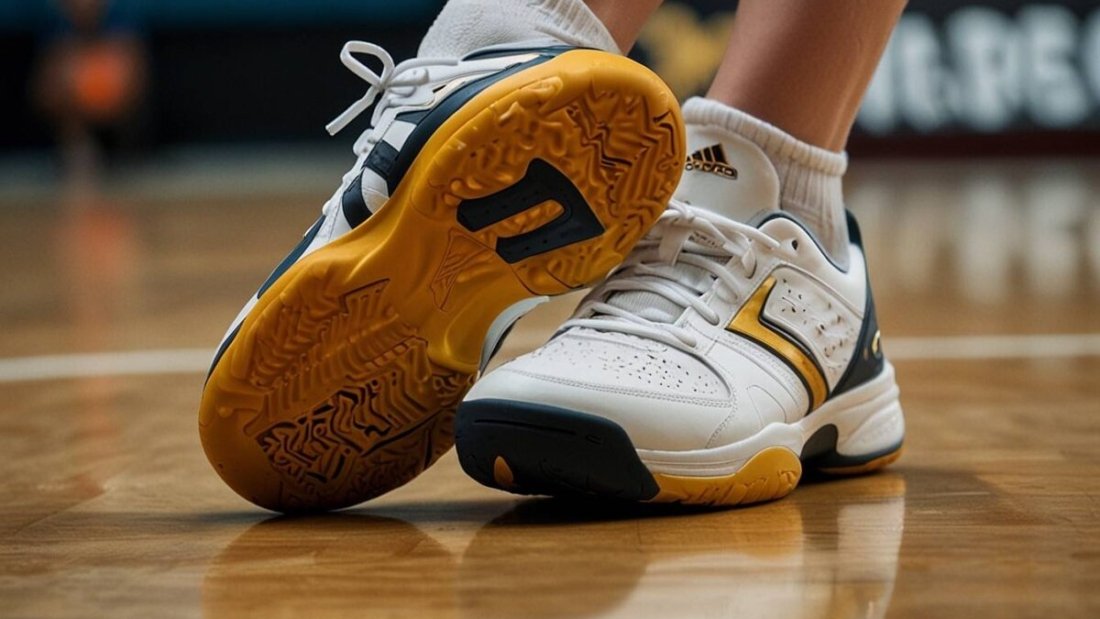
0;0;439;30
2;0;1097;156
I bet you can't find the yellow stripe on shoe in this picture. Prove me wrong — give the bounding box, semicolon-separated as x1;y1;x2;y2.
727;276;829;411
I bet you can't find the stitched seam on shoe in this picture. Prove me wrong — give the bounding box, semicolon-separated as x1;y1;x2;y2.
718;336;807;410
705;390;741;449
500;368;729;407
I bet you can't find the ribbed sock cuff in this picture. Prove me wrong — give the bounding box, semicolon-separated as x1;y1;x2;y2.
682;97;847;176
419;0;620;59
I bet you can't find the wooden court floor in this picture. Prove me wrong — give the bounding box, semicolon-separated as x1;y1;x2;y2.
0;160;1098;618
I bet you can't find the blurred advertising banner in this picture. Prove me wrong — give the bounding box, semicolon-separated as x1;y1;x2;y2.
2;0;1097;155
635;0;1100;154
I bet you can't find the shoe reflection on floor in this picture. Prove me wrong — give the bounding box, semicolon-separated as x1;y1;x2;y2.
457;473;906;619
201;473;905;619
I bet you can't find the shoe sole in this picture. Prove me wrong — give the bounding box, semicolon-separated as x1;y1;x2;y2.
198;50;686;513
456;363;904;506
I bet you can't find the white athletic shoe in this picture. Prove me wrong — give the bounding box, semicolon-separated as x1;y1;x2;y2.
456;123;904;506
199;40;684;512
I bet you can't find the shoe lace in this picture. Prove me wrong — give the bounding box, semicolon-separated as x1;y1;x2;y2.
325;41;459;145
563;200;792;351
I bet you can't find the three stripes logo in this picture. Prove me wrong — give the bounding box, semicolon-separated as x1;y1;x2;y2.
685;144;738;179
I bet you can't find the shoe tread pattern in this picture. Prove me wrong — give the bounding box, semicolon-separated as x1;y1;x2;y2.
199;50;684;512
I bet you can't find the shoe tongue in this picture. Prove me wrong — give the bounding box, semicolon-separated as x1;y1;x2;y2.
595;126;782;325
672;123;781;222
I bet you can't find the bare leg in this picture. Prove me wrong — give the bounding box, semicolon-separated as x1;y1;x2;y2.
708;0;906;151
584;0;665;52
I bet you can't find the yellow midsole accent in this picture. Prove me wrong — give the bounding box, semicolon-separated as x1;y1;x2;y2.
648;446;802;506
492;457;516;489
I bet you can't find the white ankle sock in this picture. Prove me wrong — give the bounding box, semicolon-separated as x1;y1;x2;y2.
418;0;620;59
682;97;850;268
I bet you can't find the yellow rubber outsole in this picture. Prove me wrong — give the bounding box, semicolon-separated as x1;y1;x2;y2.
647;447;804;506
198;50;685;512
645;445;904;507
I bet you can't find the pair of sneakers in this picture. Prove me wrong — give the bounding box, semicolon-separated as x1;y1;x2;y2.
198;42;904;512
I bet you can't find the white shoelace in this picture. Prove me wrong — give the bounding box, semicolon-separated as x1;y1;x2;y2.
325;41;458;143
564;200;794;351
320;41;498;218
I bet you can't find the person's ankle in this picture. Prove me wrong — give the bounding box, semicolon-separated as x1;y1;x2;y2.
418;0;620;59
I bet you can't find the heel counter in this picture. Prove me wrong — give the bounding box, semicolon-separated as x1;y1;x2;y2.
833;212;885;396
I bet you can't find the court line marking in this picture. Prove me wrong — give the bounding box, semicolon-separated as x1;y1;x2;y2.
0;333;1098;383
886;333;1100;360
0;349;214;383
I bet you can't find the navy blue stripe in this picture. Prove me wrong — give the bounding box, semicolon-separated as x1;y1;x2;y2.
758;310;831;409
257;215;325;297
751;210;848;273
461;44;576;61
387;49;567;194
364;140;398;180
831;212;885;397
208;215;324;377
208;215;325;378
340;171;369;230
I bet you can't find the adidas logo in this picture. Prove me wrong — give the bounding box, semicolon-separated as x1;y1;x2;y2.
685;144;738;179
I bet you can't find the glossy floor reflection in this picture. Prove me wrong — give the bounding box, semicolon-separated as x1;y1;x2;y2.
459;475;905;619
202;474;905;619
0;160;1098;618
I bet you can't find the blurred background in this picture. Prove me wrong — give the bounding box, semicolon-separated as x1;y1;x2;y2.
3;0;1099;175
1;4;1098;616
0;0;1098;360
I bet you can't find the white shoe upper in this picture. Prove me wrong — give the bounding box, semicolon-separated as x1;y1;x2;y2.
466;121;879;452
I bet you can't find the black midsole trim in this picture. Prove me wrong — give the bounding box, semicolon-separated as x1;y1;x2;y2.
455;398;661;501
461;45;577;60
801;423;902;469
